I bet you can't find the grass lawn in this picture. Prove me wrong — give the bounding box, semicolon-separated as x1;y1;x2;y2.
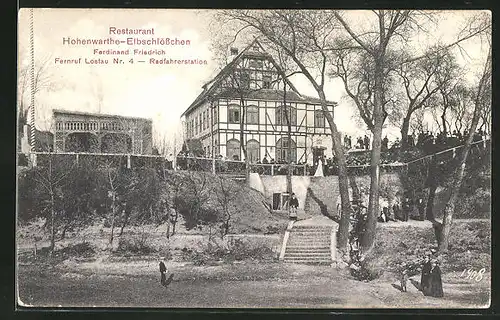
16;218;490;309
17;258;490;308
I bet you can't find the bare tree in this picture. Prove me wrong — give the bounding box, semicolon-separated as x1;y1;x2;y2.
330;10;489;253
330;10;420;252
17;53;53;124
436;46;491;253
32;155;75;255
216;10;354;250
215;175;236;237
396;48;457;149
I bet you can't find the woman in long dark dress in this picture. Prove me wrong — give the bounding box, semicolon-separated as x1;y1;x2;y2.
430;261;444;297
421;256;433;296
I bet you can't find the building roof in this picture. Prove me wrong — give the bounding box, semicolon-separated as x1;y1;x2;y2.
52;109;152;122
217;88;337;106
181;39;336;117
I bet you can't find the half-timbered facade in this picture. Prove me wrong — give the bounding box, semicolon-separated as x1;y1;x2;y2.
181;40;336;164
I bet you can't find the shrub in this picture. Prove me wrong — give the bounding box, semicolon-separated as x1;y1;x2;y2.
59;241;96;258
116;233;156;255
181;238;275;265
264;225;281;235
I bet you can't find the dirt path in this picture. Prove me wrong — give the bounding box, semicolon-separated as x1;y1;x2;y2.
17;262;490;309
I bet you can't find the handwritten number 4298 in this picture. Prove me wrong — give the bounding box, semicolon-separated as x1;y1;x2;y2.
461;268;486;282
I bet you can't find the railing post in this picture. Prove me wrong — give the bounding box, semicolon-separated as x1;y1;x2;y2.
271;164;274;176
212;157;216;174
76;153;79;166
303;164;306;176
127;154;131;169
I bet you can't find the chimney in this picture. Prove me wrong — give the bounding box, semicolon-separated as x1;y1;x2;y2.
230;47;239;56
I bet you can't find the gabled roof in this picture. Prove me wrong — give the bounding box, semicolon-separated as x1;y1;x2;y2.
181;40;336;117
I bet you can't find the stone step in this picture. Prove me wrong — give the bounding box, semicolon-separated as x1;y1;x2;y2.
285;252;331;259
285;245;330;250
287;241;331;246
289;232;331;236
285;248;331;253
293;226;332;230
287;238;330;243
287;239;330;247
290;231;331;236
284;259;332;265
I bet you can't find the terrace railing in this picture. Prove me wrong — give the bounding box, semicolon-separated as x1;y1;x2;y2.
21;138;489;178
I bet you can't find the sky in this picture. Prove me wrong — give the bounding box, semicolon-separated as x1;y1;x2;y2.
18;9;490;146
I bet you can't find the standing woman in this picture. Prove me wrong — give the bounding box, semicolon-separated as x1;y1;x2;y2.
421;254;433;296
430;260;444;297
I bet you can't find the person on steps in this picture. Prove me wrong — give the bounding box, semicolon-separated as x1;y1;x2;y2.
289;193;299;221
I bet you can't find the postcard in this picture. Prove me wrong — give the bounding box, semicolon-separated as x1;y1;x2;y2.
16;8;491;308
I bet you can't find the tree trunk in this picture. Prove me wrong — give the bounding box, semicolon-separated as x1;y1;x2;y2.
50;191;55;256
360;60;384;254
348;174;360;201
239;96;249;180
171;211;178;236
318;91;351;250
119;213;128;237
362;124;382;253
441;104;448;135
400;113;412;150
286;99;292;195
426;183;437;220
425;159;438;220
109;198;116;246
438;50;489;253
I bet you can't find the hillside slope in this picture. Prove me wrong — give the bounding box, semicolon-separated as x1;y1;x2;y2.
164;171;289;234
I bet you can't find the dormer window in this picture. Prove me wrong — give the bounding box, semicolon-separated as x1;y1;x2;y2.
249;59;263;69
263;75;271;89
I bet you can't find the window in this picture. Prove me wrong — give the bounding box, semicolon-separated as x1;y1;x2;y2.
213;107;218;124
314;109;325;127
262;75;271;89
246;106;259;124
239;72;250;89
276;137;297;163
275;105;297;125
194;118;198;135
246;140;260;163
249;59;263;69
226;139;240;161
228;104;240;124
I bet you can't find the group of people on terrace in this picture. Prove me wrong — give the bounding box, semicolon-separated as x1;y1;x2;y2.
343;135;371;150
173;128;488;175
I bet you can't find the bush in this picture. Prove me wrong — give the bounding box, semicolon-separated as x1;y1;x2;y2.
116;233;156;255
59;241;96;258
181;238;275;265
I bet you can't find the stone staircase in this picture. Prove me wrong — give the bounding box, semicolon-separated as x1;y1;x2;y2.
280;216;338;265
